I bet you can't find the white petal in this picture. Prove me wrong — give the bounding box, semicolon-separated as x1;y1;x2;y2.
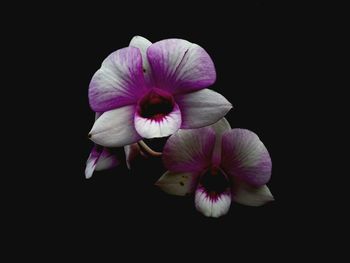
176;89;232;129
89;105;141;147
124;143;141;170
134;103;182;138
85;146;100;179
211;117;231;135
232;182;274;206
155;171;197;196
129;36;153;85
211;118;232;166
194;185;231;218
85;157;96;179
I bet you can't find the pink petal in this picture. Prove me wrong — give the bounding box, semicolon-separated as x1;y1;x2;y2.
134;103;182;138
221;129;272;187
232;182;274;206
89;105;141;147
155;171;197;196
175;89;232;129
194;184;231;218
85;146;119;179
89;47;148;112
147;39;216;94
163;127;215;173
95;148;120;171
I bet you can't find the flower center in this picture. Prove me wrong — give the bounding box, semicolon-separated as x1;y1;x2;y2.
200;167;229;195
138;89;175;120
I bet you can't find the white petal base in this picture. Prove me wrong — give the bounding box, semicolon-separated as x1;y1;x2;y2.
195;186;231;218
134;103;182;138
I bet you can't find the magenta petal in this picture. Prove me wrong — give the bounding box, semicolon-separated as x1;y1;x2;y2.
221;129;272;187
147;39;216;94
163;127;216;173
89;47;148;112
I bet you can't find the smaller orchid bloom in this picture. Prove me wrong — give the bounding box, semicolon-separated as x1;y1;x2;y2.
156;118;274;218
88;36;232;148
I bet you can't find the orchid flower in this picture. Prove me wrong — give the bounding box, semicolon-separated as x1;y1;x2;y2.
88;36;232;148
156;118;274;218
85;113;142;179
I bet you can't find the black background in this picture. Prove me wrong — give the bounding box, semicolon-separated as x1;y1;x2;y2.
8;1;315;259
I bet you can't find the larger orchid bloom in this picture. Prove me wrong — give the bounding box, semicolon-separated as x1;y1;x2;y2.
156;118;274;218
88;36;232;147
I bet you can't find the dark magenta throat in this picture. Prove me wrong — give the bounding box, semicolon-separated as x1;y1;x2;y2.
200;167;230;194
138;89;175;119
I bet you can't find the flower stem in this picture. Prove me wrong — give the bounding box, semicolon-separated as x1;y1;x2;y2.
138;140;163;157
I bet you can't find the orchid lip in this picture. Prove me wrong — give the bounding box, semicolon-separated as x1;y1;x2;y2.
199;166;230;201
137;88;175;121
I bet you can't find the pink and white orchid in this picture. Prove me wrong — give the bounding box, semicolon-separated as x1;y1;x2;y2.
156;118;274;218
88;36;232;147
